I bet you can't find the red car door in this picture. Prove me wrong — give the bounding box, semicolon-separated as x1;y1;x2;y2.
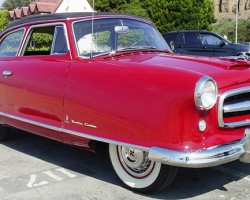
1;25;71;140
0;28;25;124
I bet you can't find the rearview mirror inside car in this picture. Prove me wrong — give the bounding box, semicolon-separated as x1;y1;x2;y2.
115;26;129;33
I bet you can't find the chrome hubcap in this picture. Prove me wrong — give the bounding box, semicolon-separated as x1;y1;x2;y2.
117;146;155;178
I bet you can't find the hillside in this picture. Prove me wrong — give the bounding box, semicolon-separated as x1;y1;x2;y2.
214;0;250;22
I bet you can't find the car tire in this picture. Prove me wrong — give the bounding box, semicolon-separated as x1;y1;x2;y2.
0;125;11;141
109;144;178;194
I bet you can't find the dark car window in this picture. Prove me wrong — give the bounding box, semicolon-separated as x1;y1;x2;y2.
0;29;24;57
182;32;202;46
163;32;179;45
200;33;222;46
175;33;184;46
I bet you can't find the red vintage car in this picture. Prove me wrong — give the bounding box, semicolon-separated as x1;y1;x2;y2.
0;12;249;194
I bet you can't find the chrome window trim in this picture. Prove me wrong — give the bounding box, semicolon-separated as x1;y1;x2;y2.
0;28;26;57
2;18;74;34
1;112;149;152
218;86;250;128
19;23;71;58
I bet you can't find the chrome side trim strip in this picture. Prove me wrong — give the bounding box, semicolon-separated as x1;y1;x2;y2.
1;112;149;152
3;112;250;167
1;112;62;132
62;128;149;151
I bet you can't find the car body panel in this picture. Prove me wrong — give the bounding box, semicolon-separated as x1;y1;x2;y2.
64;57;202;150
0;54;71;140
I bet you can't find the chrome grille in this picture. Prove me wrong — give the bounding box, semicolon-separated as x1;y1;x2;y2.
218;86;250;128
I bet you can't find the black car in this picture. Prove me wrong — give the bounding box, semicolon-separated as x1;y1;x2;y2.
163;30;250;57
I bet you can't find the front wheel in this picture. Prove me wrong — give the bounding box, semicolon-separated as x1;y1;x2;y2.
109;144;178;194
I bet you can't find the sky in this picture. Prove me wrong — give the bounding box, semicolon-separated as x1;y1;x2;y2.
0;0;4;8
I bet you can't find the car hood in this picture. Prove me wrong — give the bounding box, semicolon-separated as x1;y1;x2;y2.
101;51;250;89
229;42;250;52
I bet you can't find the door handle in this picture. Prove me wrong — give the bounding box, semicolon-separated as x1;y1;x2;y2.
3;71;13;77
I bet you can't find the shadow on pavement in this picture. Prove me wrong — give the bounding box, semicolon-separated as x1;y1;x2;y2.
2;129;249;199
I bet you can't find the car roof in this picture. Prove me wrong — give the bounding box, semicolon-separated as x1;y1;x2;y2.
165;30;212;34
6;12;150;30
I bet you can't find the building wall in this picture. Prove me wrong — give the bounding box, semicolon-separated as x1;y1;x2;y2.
56;0;93;13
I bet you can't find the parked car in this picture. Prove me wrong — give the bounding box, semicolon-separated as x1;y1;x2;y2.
0;13;250;194
241;42;250;45
163;30;250;57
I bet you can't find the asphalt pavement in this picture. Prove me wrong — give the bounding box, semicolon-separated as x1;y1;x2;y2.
0;130;250;200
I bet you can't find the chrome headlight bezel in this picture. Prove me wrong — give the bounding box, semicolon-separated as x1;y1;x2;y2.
194;76;218;110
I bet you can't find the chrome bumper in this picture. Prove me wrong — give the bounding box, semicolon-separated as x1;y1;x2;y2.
148;129;250;168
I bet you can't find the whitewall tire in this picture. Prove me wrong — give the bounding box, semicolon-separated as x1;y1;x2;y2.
109;144;178;194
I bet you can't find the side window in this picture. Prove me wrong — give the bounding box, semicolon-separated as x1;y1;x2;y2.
51;26;68;55
164;32;179;46
0;29;24;57
176;33;184;45
23;25;68;56
23;26;54;56
200;33;222;46
183;32;202;46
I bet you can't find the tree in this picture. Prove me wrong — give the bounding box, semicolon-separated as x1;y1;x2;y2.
0;10;9;32
142;0;216;33
93;0;215;34
93;0;148;18
2;0;33;11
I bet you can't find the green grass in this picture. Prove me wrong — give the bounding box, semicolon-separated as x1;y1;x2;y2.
212;19;250;43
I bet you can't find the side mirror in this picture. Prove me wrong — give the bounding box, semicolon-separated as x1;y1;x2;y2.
115;26;129;33
220;41;226;47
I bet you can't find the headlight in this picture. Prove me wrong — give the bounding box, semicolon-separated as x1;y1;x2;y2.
194;76;218;110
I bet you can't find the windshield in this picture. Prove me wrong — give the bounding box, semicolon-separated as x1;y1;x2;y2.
73;18;170;58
